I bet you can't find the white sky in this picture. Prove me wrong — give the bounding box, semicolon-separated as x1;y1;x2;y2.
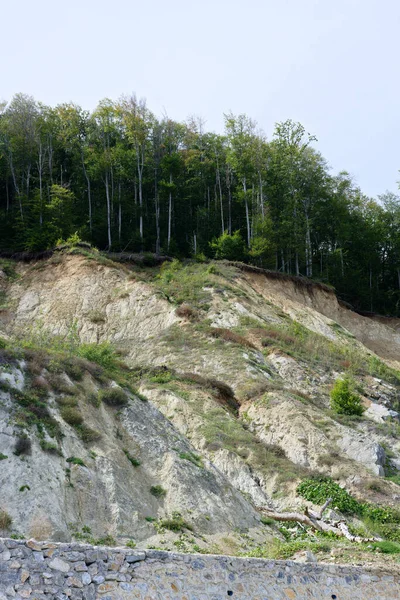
2;0;400;198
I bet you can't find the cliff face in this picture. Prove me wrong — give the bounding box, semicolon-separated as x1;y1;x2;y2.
0;252;399;560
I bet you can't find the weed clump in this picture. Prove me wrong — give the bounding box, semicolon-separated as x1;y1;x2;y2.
150;485;167;498
99;387;128;407
60;406;84;426
0;510;12;530
157;512;193;533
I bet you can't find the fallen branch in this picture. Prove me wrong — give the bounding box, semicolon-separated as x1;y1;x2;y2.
257;504;381;543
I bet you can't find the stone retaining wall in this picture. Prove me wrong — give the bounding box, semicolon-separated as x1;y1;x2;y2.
0;538;399;599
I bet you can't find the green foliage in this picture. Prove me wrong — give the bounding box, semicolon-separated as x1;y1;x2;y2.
370;541;400;554
19;485;30;492
1;94;400;315
297;477;360;514
297;477;400;527
77;342;118;370
126;539;136;549
56;232;82;247
150;485;167;498
210;231;246;261
330;377;364;416
39;440;61;454
99;387;128;407
0;453;8;460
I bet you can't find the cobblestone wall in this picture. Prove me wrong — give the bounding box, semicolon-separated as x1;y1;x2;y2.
0;538;399;599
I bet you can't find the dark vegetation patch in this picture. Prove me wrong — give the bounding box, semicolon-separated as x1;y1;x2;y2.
14;435;32;456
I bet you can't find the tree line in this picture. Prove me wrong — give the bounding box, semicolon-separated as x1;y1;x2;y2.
1;93;400;315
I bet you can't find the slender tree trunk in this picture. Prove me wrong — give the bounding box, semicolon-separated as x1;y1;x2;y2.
37;142;43;226
48;135;53;185
8;150;23;220
105;171;112;249
167;173;172;250
81;153;92;233
243;177;251;248
137;147;144;243
259;171;264;219
118;181;122;244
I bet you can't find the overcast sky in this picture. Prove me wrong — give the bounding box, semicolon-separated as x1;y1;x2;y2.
2;0;399;198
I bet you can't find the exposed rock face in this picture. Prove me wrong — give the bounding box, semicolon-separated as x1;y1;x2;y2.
0;253;400;550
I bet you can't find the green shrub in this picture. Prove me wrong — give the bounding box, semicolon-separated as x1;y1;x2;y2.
330;377;364;416
0;453;8;460
60;406;83;426
99;387;128;407
210;231;246;261
0;510;12;530
126;539;136;549
297;477;360;514
297;477;400;526
150;485;167;498
19;485;30;492
78;342;117;369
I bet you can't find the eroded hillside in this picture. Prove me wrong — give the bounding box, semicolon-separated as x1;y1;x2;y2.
1;249;400;564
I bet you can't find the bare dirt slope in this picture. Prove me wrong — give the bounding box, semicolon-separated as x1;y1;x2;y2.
0;251;400;561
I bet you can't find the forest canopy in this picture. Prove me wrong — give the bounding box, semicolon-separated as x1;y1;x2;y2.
1;93;400;315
